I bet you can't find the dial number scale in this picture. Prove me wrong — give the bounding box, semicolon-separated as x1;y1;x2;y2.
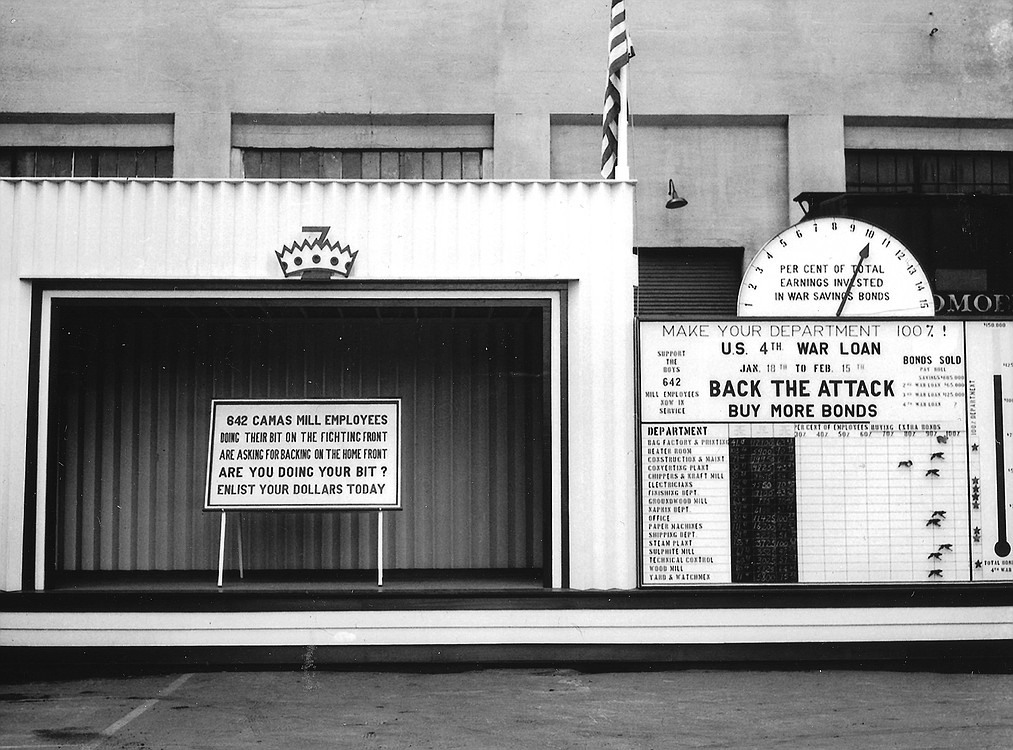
737;217;935;317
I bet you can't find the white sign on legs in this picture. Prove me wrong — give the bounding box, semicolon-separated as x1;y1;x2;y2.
205;399;401;511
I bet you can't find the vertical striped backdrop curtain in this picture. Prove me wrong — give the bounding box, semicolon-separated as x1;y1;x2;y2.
52;304;546;573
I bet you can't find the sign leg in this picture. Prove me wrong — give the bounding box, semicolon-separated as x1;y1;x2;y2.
237;512;245;579
217;511;227;587
377;510;384;587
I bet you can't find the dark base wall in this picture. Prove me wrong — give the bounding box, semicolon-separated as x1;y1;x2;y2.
4;641;1013;676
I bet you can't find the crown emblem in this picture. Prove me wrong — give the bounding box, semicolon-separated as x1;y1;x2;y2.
275;226;358;279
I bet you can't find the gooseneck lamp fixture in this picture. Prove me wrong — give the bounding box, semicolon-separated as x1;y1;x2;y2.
665;179;688;209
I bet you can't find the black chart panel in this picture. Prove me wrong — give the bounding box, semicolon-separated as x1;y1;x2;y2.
729;437;798;583
639;320;1013;586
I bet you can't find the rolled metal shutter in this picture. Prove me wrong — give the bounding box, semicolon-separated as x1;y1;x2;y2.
636;247;744;317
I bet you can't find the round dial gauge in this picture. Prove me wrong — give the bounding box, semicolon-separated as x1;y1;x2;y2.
737;216;934;317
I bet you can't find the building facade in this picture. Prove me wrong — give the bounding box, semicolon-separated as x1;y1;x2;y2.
2;1;1012;663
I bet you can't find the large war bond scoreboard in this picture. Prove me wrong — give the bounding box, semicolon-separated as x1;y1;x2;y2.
638;319;1013;586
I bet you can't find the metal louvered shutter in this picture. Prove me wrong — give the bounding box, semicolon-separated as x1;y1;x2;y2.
636;247;744;317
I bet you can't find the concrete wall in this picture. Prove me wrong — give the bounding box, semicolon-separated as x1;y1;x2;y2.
3;2;1011;118
552;117;789;252
2;1;1011;234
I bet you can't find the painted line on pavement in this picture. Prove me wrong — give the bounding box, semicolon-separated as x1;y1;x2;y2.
80;673;193;750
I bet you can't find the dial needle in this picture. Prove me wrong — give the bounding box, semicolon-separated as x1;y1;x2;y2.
836;243;870;317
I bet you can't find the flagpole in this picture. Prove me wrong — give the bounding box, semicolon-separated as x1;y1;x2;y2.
601;0;631;180
615;69;630;180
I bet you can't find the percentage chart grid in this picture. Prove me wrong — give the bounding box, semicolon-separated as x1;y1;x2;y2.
795;430;967;583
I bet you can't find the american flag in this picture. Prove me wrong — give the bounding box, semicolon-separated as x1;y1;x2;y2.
601;0;632;179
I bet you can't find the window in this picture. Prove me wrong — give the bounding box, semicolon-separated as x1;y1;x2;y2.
846;150;1013;194
801;191;1013;308
0;147;172;178
241;148;486;179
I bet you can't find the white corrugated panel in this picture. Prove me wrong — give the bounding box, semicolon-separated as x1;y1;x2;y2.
0;185;33;591
11;179;624;282
0;179;636;591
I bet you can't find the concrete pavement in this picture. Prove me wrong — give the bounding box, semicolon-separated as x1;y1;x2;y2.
2;666;1012;749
